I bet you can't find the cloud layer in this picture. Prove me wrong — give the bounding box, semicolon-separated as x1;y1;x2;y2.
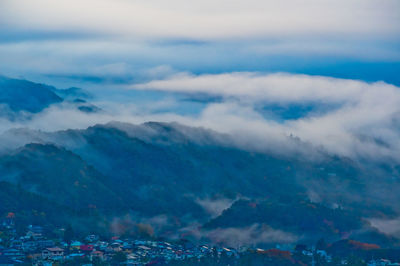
1;72;400;164
133;72;391;103
1;0;399;86
2;0;399;40
132;72;400;161
1;1;400;162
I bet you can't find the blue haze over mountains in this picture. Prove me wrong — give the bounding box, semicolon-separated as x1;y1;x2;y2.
1;0;400;251
1;76;400;247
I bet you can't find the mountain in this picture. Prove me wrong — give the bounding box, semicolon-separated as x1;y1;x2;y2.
0;76;62;114
0;143;129;235
0;143;124;212
53;86;91;100
1;122;400;246
203;198;399;247
0;76;99;119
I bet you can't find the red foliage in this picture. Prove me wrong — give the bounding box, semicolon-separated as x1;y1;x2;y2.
80;245;94;251
323;219;339;233
348;240;380;250
248;202;257;208
258;249;295;263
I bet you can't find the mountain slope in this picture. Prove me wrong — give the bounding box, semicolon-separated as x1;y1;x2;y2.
0;143;125;212
1;122;400;246
0;76;100;119
0;76;62;113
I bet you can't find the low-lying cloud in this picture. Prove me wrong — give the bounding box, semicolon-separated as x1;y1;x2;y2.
206;224;298;247
133;72;400;162
177;223;298;247
2;72;400;164
195;197;238;218
368;218;400;238
133;72;397;104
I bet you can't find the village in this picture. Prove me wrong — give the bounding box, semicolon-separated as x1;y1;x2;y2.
0;214;242;265
1;213;400;266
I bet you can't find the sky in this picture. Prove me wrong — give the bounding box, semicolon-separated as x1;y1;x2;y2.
1;0;400;162
1;0;399;85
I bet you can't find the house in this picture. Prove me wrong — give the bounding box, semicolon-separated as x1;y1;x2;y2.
134;240;146;246
126;254;141;265
1;213;15;229
368;259;400;266
122;243;133;251
91;250;104;260
138;245;151;251
110;242;122;251
22;241;37;251
27;225;43;234
10;240;22;249
104;250;116;261
85;234;99;242
36;240;55;249
316;249;332;262
0;255;14;266
80;245;94;253
222;247;238;257
26;225;44;240
42;247;64;260
67;253;85;260
2;248;24;260
71;241;83;250
25;230;43;240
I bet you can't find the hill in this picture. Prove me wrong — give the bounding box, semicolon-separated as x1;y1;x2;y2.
0;76;62;114
0;122;399;246
0;76;99;119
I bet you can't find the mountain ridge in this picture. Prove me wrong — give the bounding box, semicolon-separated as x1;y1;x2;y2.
0;121;399;246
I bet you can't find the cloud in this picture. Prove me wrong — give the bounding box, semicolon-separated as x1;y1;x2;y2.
133;72;371;103
368;218;400;238
186;224;298;247
132;72;400;161
0;0;399;85
175;223;297;246
2;72;400;164
2;72;400;216
196;197;238;218
205;224;297;247
110;214;173;237
2;0;399;41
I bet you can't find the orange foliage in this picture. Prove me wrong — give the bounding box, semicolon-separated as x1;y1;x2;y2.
248;202;257;208
348;240;380;250
258;248;295;263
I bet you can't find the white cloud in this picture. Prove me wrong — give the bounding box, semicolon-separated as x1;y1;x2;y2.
2;72;400;163
206;224;297;247
0;0;398;84
368;217;400;237
133;72;374;103
133;72;400;161
196;197;238;218
1;0;399;40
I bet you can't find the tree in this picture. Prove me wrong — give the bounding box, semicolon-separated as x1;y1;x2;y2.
136;223;154;238
63;224;74;244
346;255;367;266
316;238;327;250
112;251;127;265
92;256;108;266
